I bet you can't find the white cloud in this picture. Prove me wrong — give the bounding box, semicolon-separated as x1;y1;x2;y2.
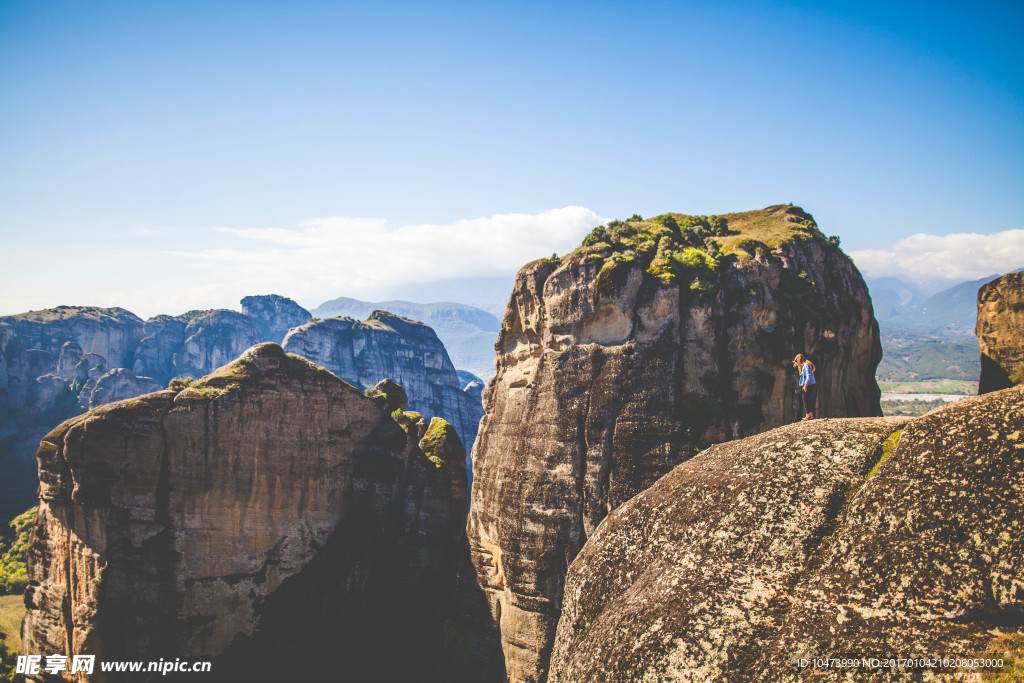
849;229;1024;283
166;206;606;306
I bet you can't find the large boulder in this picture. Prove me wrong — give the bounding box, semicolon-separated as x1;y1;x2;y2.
977;270;1024;394
469;205;882;681
549;386;1024;681
23;343;469;681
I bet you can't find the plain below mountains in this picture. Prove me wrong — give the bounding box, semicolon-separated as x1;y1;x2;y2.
313;297;501;380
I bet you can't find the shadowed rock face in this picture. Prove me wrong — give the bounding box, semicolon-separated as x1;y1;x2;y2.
977;270;1024;394
549;387;1024;682
283;311;485;462
469;206;882;681
0;308;149;523
22;343;469;682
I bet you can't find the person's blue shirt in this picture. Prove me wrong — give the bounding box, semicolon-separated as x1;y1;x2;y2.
799;362;815;387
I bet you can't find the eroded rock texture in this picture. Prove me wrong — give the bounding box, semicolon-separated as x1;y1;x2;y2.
977;270;1024;394
469;206;882;681
549;387;1024;682
2;299;483;527
0;307;149;522
22;343;469;681
283;311;484;460
240;293;311;342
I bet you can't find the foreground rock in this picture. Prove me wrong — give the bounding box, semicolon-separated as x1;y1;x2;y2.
469;205;882;681
22;344;470;681
549;387;1024;681
977;270;1024;394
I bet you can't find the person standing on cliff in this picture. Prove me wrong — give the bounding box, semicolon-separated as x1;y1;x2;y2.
794;354;816;420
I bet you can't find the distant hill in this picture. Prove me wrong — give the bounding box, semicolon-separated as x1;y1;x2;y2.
865;277;925;320
312;297;500;379
868;271;1022;384
869;273;1016;332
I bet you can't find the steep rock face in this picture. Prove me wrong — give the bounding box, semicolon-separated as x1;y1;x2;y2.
469;206;882;681
549;386;1024;681
977;270;1024;394
283;311;484;458
240;294;311;342
172;309;264;379
0;306;143;370
22;343;469;681
0;308;146;523
313;297;502;380
132;315;186;386
87;368;162;409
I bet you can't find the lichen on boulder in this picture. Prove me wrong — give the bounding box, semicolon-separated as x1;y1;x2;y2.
548;386;1024;682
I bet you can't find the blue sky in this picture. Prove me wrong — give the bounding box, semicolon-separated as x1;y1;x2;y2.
1;0;1022;316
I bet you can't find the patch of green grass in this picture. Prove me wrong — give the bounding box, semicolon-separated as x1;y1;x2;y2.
866;429;903;480
0;595;24;652
983;631;1024;682
877;379;978;394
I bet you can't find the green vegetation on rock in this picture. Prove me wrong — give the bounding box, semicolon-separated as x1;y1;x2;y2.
0;509;34;596
578;206;831;297
418;417;462;469
392;409;423;433
984;632;1024;682
866;429;902;480
168;377;194;391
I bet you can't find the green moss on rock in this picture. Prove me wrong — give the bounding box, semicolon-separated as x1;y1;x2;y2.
418;418;464;469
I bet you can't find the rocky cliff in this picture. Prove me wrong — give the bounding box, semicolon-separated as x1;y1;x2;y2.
283;311;484;464
22;343;469;681
0;308;151;523
977;270;1024;394
313;297;502;380
2;296;481;525
241;293;312;342
549;385;1024;681
468;205;882;681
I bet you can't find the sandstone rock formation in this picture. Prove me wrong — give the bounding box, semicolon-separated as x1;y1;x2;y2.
1;300;483;528
0;308;147;523
469;205;882;681
132;314;186;386
283;311;484;459
549;386;1024;681
22;343;470;681
87;368;162;409
171;309;264;379
241;293;311;342
977;270;1024;394
313;297;502;380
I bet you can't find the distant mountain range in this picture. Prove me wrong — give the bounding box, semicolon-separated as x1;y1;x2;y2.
867;274;1005;332
866;270;1022;382
313;297;501;380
